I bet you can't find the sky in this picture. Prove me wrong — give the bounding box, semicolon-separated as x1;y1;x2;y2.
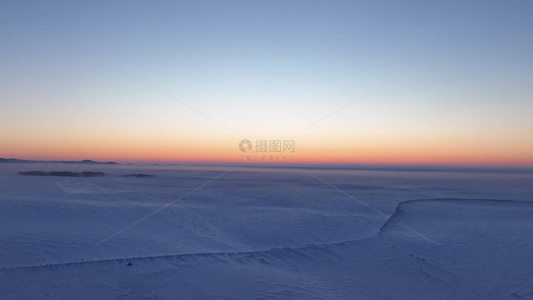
1;0;532;166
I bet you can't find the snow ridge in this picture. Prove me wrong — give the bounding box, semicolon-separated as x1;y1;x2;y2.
378;198;531;235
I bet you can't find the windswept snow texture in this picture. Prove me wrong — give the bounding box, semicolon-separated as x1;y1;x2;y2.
0;164;532;299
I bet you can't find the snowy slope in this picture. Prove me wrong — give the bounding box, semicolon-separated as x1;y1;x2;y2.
0;164;532;299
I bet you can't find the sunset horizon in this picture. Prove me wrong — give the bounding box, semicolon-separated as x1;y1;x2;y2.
2;1;532;169
1;1;532;298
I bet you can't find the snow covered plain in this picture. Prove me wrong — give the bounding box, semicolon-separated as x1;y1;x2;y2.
0;163;532;299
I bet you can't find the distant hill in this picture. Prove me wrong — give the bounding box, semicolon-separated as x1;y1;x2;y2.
0;158;118;165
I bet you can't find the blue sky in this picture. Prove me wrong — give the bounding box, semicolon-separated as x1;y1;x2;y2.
1;0;532;164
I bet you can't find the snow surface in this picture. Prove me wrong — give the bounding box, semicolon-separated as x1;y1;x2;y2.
0;164;532;299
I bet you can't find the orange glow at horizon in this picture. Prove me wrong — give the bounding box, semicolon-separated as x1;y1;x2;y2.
2;133;532;167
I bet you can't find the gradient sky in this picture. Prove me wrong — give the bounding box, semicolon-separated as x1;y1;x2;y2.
1;0;532;166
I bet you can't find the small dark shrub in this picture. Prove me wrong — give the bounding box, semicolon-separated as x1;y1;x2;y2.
49;171;80;177
120;174;155;178
18;171;49;176
81;171;105;177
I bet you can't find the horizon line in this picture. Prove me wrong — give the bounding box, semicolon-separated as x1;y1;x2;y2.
2;157;532;172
